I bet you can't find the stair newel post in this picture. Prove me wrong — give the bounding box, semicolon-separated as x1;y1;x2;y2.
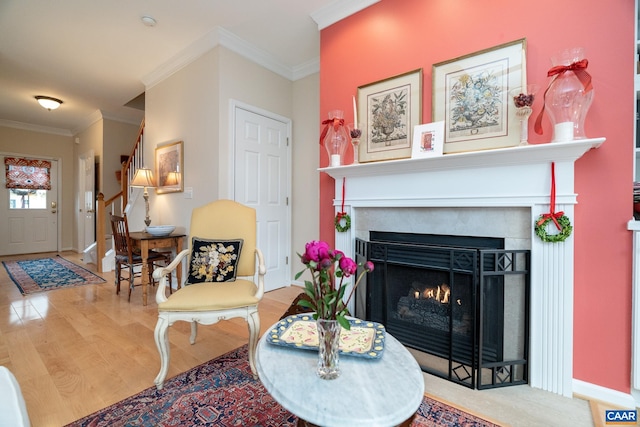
96;192;106;273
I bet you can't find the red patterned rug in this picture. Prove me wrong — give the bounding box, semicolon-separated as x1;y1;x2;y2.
2;255;106;295
66;345;503;427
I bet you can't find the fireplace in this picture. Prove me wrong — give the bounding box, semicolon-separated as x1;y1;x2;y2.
320;138;604;397
355;231;530;389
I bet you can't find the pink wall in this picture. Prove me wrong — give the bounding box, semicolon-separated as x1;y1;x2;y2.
319;0;635;393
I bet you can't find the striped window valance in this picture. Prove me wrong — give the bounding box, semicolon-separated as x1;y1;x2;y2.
4;157;51;190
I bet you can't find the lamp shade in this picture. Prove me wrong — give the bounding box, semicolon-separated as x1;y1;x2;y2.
164;171;181;186
35;96;63;110
130;168;157;188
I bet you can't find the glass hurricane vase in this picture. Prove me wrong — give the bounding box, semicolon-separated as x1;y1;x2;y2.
323;110;349;167
545;47;594;142
316;318;341;380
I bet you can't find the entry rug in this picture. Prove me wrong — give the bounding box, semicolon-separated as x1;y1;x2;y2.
2;255;106;295
66;345;504;427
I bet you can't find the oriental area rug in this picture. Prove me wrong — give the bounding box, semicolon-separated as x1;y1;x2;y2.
66;345;504;427
2;255;106;295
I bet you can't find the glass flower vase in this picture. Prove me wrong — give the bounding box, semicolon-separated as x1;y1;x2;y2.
347;122;363;165
545;47;594;142
316;318;341;380
323;110;349;167
509;85;538;146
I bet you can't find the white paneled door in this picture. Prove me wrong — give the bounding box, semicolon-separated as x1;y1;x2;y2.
78;150;95;253
0;157;58;255
234;106;290;292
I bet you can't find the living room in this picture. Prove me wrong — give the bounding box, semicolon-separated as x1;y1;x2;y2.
0;0;637;425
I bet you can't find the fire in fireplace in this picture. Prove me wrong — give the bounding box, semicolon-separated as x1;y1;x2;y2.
355;231;530;390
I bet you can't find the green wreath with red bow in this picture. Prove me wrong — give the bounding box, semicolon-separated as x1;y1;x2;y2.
535;162;573;243
334;212;351;232
535;213;572;243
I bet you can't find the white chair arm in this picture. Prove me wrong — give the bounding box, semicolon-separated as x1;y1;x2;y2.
254;247;266;301
154;248;190;304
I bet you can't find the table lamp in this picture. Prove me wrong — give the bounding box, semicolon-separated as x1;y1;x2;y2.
130;167;157;226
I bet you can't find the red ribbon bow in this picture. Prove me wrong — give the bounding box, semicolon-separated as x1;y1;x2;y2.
336;178;347;221
534;59;593;135
537;162;563;230
319;118;345;145
536;211;565;230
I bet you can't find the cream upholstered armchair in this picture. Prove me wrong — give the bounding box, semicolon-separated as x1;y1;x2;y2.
152;199;265;390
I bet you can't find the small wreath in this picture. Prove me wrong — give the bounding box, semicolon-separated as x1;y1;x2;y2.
334;212;351;232
535;214;573;243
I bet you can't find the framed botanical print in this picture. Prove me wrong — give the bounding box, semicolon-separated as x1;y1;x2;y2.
432;38;527;154
155;140;183;194
357;69;422;163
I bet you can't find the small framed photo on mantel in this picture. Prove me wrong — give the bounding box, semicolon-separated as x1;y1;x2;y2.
411;121;445;159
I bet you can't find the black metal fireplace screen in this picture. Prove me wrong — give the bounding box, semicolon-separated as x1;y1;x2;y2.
355;232;530;390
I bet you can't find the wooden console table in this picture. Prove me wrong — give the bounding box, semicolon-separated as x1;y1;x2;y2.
129;231;185;306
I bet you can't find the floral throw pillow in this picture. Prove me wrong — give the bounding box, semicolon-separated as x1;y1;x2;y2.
186;238;243;285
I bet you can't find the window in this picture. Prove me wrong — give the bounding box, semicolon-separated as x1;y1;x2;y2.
9;189;47;209
4;157;51;210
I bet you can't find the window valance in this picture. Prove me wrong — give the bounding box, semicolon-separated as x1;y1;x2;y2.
4;157;51;190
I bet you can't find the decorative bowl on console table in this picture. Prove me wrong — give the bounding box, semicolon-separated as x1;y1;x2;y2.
145;225;176;237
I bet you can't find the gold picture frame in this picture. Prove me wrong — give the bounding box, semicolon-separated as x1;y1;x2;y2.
432;38;527;154
155;140;183;194
357;69;422;163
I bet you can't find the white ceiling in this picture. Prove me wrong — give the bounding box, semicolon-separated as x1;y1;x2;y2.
0;0;376;136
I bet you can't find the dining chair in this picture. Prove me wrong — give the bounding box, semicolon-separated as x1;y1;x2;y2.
109;213;172;302
151;199;265;390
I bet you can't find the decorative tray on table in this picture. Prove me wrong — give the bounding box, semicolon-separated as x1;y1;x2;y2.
266;314;386;359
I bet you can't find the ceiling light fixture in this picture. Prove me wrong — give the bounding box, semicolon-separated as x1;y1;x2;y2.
141;15;157;27
35;96;63;111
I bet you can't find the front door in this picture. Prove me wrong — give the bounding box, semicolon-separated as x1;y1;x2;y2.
0;156;59;255
233;105;290;292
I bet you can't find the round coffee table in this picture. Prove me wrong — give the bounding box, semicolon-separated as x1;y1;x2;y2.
256;319;424;427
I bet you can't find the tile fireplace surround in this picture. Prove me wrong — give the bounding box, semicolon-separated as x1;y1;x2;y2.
321;138;605;398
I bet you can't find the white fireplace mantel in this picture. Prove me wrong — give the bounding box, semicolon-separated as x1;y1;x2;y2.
320;137;605;397
321;138;604;181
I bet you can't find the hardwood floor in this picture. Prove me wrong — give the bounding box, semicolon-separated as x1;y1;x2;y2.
0;251;302;427
1;251;601;427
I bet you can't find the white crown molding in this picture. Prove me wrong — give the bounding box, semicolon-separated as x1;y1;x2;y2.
0;119;73;137
141;29;221;89
72;110;104;135
142;26;301;87
217;27;294;80
292;57;320;80
141;0;379;88
101;110;144;126
310;0;380;30
71;109;144;135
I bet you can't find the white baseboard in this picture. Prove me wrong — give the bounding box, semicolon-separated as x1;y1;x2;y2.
102;249;115;272
572;379;637;408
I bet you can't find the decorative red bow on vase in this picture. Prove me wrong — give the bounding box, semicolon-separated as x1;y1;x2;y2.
534;59;593;135
319;118;345;145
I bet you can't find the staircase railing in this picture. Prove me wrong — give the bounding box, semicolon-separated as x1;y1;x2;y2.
96;119;146;272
